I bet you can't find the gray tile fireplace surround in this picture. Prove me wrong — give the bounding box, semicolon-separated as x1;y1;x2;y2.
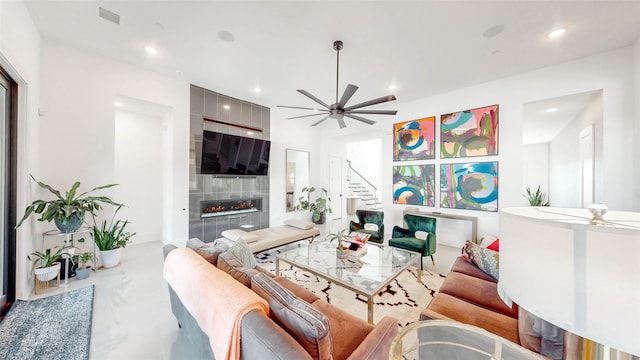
189;85;271;243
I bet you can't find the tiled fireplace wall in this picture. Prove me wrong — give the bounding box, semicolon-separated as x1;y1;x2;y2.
189;85;271;243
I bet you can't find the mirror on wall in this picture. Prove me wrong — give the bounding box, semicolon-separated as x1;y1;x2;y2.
286;149;310;212
522;90;603;207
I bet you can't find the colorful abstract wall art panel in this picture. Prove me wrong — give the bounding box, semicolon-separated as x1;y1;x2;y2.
440;162;498;211
393;165;435;206
440;104;498;158
393;117;436;161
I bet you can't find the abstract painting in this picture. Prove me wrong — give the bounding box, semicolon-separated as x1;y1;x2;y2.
393;165;435;206
441;104;498;158
393;117;436;161
440;162;498;211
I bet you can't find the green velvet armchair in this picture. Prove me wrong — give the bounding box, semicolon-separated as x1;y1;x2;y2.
348;210;384;244
389;214;437;276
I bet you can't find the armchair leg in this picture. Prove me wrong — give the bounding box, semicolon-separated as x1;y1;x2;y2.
431;255;435;266
417;257;423;283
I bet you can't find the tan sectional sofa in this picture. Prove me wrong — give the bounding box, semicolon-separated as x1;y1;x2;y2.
163;242;398;360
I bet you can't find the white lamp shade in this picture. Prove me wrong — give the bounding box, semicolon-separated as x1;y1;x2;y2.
499;207;640;356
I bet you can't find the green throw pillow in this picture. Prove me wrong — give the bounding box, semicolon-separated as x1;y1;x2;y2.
227;239;257;269
463;240;499;280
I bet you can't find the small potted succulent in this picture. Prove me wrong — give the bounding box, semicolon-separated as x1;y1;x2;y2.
15;175;120;233
524;185;550;206
325;229;351;259
295;187;332;224
74;252;95;280
28;245;73;282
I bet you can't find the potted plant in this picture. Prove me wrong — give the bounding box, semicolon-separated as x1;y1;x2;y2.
74;252;95;280
91;205;135;268
28;245;73;282
325;229;350;259
524;185;550;206
295;187;332;224
15;175;120;233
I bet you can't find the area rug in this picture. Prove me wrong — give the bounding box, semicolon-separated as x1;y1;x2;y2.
0;285;94;360
256;245;445;327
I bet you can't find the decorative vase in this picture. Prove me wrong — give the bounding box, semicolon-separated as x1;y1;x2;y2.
76;266;92;280
312;211;326;224
100;247;122;268
54;213;84;233
34;262;61;282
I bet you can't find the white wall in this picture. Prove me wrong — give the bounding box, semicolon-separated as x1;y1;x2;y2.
522;142;549;201
0;0;42;299
38;41;190;244
549;94;603;207
634;37;640;211
114;108;166;244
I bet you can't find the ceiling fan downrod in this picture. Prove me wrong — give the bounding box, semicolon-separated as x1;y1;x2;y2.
334;40;343;106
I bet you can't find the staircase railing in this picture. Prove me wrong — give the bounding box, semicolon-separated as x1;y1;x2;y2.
346;160;378;201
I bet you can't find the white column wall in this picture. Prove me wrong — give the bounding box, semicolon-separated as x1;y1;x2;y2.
0;0;42;299
38;40;190;245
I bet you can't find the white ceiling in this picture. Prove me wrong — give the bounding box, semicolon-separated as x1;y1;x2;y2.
24;1;640;127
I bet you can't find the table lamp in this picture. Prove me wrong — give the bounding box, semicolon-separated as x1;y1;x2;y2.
499;206;640;357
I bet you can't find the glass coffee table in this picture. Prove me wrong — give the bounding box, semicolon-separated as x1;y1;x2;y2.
275;240;420;324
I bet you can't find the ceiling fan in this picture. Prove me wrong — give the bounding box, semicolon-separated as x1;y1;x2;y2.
277;40;398;128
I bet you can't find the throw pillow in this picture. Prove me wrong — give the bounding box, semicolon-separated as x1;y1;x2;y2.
227;239;258;269
186;237;224;266
283;218;315;230
486;238;500;252
463;240;499;280
217;252;260;287
251;273;333;360
221;229;259;243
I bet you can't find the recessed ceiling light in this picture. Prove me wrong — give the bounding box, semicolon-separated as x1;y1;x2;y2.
388;85;397;91
223;104;230;110
247;131;254;135
144;45;158;55
548;28;566;39
546;107;558;113
114;101;123;107
253;87;262;93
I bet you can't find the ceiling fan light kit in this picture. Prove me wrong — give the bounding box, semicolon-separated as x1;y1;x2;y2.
278;40;398;128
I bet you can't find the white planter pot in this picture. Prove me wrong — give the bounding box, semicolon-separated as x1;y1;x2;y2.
34;262;61;282
100;247;122;268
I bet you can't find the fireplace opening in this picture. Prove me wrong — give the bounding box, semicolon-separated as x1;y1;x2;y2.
201;198;262;218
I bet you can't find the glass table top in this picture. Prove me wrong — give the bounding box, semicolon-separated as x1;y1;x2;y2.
276;240;419;297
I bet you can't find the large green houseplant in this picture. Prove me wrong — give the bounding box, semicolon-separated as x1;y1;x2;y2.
16;175;120;233
295;187;332;224
91;205;135;268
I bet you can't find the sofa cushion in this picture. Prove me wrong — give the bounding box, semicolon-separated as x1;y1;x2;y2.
217;252;260;287
284;218;315;230
222;229;259;243
273;276;321;304
463;240;499;280
186;237;225;266
450;256;497;283
421;293;519;344
438;272;518;318
227;239;258;268
251;273;332;360
311;300;374;360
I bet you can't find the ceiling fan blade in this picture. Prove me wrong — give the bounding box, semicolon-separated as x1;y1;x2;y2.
277;105;325;111
311;115;330;127
297;89;331;109
337;84;358;109
343;94;397;111
287;112;329;120
347;109;398;115
337;117;347;129
344;113;376;125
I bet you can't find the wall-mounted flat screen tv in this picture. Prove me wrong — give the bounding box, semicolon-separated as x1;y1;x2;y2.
200;130;271;176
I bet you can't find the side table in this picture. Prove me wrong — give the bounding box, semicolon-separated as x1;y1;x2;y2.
42;227;93;285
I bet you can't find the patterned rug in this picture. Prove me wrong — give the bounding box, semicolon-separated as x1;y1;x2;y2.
256;244;445;327
0;285;94;360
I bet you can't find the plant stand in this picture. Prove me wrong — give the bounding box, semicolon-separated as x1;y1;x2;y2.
42;227;94;284
34;268;60;295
